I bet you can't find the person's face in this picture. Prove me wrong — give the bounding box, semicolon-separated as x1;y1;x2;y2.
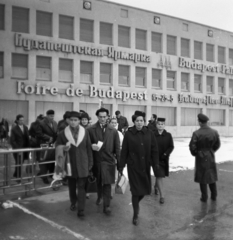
157;121;165;131
81;118;89;126
110;119;117;128
47;114;54;121
150;115;155;121
88;120;92;125
65;118;70;124
98;112;108;124
18;117;24;125
69;117;80;128
134;116;144;130
116;114;121;118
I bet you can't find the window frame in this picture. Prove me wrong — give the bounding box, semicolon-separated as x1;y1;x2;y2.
167;70;176;90
80;61;93;84
11;53;28;80
135;67;146;87
36;10;53;37
36;55;52;81
118;65;130;86
181;72;190;92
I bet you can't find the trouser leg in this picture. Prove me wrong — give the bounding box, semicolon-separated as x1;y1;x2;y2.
77;177;87;211
103;184;111;208
97;175;103;200
209;183;217;199
13;153;22;178
68;177;77;205
132;195;140;217
200;183;208;201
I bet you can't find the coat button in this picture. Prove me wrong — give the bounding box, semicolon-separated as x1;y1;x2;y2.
142;157;144;159
141;143;143;145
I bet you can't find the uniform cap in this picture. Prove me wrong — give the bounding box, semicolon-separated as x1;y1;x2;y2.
197;113;209;123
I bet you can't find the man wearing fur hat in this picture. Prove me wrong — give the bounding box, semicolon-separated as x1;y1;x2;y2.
189;113;221;202
87;108;120;215
56;111;93;217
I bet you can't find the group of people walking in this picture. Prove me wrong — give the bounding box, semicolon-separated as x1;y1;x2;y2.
7;107;221;226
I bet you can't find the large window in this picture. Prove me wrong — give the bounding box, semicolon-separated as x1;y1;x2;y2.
12;6;29;33
167;35;176;56
12;53;28;79
229;79;233;96
206;76;214;93
181;38;190;57
229;49;233;65
100;63;112;84
36;11;52;37
36;56;51;81
0;4;4;30
181;108;201;126
118;65;130;86
218;77;225;94
181;72;189;91
80;18;93;43
206;44;214;62
0;52;3;78
207;109;225;126
100;22;113;45
194;74;202;92
118;25;130;48
218;46;225;64
136;29;147;50
136;67;146;87
167;71;176;90
59;59;73;82
80;61;93;83
151;32;162;53
152;106;176;126
0;100;28;125
194;41;202;60
59;15;74;40
152;69;161;88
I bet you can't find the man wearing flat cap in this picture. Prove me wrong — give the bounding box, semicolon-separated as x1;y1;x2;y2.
36;109;58;184
189;113;221;202
56;111;93;218
87;108;120;215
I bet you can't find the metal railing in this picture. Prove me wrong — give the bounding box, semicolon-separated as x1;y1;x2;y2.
0;147;63;198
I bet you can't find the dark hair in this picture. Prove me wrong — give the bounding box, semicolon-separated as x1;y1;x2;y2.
152;114;157;120
96;108;109;116
115;110;120;115
46;109;55;115
16;114;24;121
132;115;145;122
63;111;71;120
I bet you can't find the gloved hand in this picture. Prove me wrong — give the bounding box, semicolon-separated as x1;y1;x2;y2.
118;167;123;176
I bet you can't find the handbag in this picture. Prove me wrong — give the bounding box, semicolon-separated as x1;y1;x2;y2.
86;176;97;193
115;173;128;194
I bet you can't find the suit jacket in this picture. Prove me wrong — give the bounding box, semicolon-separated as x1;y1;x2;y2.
29;120;41;147
87;122;120;184
36;117;58;144
10;125;30;149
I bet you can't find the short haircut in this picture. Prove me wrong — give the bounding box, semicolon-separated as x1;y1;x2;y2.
46;109;55;115
96;108;109;116
115;110;120;115
16;114;24;121
132;115;145;122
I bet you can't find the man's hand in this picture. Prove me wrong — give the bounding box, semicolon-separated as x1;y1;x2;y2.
92;144;99;151
63;145;70;152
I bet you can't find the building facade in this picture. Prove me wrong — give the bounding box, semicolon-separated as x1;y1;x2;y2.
1;0;233;137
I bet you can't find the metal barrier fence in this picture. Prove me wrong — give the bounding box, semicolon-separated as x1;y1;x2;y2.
0;147;63;197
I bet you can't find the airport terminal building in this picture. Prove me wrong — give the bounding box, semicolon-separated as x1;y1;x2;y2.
1;0;233;136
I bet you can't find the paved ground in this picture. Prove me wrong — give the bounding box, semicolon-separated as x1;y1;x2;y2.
1;137;233;240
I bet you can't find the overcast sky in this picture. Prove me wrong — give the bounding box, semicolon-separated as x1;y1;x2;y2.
107;0;233;32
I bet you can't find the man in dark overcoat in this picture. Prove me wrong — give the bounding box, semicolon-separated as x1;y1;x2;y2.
115;110;129;134
56;111;93;217
87;108;120;215
36;109;58;184
147;114;157;132
189;113;221;202
10;114;30;179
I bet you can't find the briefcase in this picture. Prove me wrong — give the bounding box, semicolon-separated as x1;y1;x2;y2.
115;173;128;194
86;176;97;193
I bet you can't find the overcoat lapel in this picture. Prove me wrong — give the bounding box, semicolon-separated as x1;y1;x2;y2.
64;125;85;147
16;125;24;136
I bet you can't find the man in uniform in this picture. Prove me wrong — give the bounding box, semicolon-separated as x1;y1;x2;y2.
87;108;120;215
189;113;221;202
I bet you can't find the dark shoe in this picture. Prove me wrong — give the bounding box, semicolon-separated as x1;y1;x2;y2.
70;203;76;211
200;198;207;203
42;178;49;184
211;196;217;201
96;198;102;205
77;210;85;217
154;187;158;195
103;207;111;215
132;215;139;226
159;197;165;204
